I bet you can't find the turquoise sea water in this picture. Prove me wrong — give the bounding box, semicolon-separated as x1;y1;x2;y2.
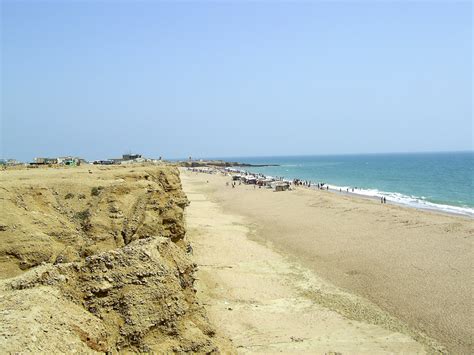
221;152;473;216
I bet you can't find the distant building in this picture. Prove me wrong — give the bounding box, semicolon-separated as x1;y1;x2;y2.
0;159;22;166
33;157;58;165
57;156;82;166
122;154;142;161
93;159;115;165
57;156;72;164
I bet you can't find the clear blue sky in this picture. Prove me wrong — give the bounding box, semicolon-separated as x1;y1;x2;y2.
1;0;472;161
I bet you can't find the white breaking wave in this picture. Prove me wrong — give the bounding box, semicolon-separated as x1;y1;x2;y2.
324;184;474;217
232;167;474;217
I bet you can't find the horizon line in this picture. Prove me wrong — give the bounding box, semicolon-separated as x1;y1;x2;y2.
174;149;474;161
3;149;473;163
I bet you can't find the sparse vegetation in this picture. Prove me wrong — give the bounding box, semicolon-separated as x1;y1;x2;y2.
74;209;92;231
74;209;91;222
91;186;104;196
78;194;86;199
65;193;75;199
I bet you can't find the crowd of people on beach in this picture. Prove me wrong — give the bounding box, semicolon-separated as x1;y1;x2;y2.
293;179;332;190
187;166;389;203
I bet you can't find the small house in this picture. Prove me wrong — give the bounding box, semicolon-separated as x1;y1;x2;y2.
272;181;290;192
122;154;142;161
34;157;58;165
242;176;257;184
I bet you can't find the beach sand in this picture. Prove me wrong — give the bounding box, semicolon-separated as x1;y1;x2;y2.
181;169;473;354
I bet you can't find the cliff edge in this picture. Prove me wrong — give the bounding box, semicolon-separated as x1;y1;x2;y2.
0;165;230;352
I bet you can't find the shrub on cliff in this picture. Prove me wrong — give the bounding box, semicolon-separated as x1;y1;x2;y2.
91;186;103;196
74;209;91;231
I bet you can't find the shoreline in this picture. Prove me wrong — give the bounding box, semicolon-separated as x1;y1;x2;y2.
325;187;473;219
181;168;473;354
229;166;474;218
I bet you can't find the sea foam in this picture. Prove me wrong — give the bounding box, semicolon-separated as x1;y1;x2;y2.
324;184;474;217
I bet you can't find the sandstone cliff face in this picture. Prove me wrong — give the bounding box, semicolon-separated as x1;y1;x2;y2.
0;165;188;273
0;165;228;352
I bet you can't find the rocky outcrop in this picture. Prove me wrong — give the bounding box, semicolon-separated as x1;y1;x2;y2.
0;166;189;274
0;165;230;352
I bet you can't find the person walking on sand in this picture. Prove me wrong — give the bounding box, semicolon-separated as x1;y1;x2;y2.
381;197;384;204
383;197;387;204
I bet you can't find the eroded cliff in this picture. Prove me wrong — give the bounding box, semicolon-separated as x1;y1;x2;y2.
0;165;230;352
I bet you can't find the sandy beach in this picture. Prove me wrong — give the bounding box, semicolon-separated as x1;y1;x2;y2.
181;169;473;354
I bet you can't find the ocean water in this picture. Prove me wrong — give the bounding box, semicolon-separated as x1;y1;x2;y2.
225;152;474;217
